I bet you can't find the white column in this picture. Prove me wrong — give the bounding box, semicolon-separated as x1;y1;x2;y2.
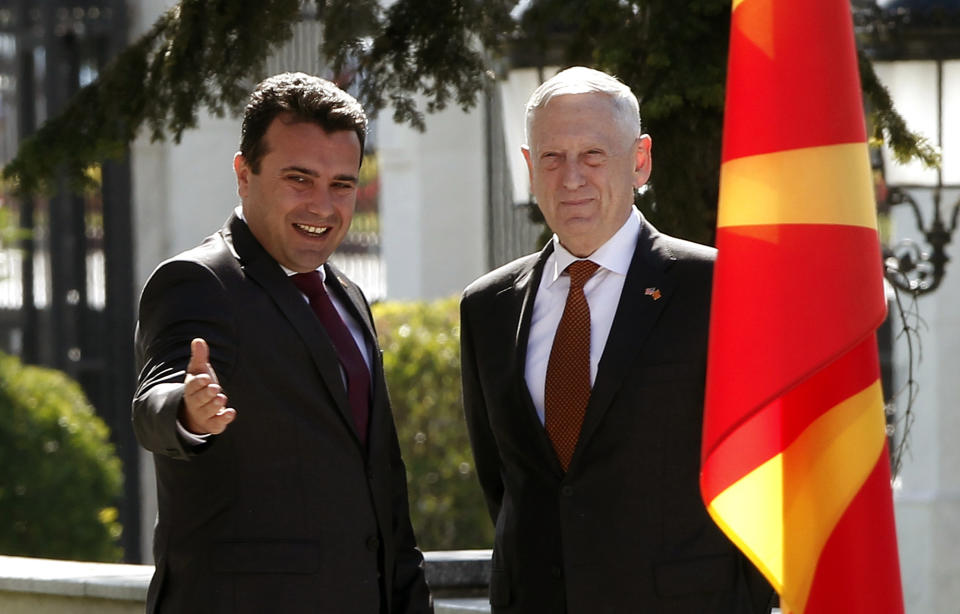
379;98;488;301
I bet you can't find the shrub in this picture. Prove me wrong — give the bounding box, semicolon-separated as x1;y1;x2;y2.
0;352;123;561
373;296;494;551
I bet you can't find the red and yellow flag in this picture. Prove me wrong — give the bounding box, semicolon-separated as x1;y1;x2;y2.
701;0;905;612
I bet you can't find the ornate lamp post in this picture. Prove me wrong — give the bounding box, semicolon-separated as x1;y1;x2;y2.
865;0;960;295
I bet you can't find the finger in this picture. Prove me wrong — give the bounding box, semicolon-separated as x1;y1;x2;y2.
185;387;227;416
186;338;210;375
204;407;237;435
185;388;225;418
183;374;215;397
181;393;230;435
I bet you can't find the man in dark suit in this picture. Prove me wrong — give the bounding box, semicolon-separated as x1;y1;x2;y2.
460;67;773;613
133;73;432;614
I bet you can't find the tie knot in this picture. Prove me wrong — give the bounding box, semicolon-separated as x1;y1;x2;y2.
566;260;599;289
291;270;326;299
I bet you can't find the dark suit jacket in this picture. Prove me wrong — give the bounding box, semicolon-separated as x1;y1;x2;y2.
133;214;431;614
460;218;773;614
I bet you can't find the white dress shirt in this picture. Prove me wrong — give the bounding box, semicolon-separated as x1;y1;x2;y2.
525;207;642;424
178;207;371;443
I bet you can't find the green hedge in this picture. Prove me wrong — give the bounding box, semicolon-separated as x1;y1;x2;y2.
0;352;123;561
373;296;494;551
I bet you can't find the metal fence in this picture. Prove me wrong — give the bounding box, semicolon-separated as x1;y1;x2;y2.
0;0;139;559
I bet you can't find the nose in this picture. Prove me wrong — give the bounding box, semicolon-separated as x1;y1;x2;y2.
304;187;333;215
561;159;586;191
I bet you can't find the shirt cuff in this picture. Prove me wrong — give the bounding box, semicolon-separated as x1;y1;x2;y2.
176;419;211;446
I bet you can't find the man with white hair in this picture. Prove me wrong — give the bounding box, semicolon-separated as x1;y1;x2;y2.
460;67;773;613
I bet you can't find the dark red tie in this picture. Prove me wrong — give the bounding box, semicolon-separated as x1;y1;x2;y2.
544;259;599;471
291;271;370;444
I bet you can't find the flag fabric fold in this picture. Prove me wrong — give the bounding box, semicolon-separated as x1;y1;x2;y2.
701;0;905;612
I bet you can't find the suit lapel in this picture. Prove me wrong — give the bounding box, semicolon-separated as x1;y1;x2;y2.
514;243;552;373
323;264;387;447
222;215;359;445
325;263;376;340
511;243;570;476
571;221;678;469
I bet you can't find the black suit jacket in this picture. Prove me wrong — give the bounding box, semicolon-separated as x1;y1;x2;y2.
460;218;773;614
133;214;431;614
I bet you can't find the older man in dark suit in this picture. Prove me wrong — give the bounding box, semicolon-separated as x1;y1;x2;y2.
460;67;773;613
133;73;431;614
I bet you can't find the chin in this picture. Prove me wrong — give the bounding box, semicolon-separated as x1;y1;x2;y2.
560;221;597;237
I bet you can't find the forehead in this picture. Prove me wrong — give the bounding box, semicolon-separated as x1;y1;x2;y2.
529;93;626;147
260;116;362;166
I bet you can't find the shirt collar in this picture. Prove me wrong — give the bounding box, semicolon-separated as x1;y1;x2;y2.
283;264;327;282
547;207;642;285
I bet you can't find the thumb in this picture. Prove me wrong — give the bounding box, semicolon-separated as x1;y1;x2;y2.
186;338;210;375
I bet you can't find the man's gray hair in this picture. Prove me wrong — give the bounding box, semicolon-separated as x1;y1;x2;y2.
524;66;641;146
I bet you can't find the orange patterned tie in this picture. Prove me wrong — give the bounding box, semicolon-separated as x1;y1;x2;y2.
545;259;599;471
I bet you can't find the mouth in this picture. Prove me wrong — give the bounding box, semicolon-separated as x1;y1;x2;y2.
293;223;331;238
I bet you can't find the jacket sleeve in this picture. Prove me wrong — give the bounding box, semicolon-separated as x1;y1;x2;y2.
459;293;505;525
131;259;238;460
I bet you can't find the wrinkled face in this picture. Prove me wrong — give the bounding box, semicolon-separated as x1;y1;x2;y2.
235;115;362;272
523;93;651;257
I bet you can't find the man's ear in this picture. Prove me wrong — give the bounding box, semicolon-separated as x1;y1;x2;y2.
634;135;653;188
233;152;250;199
521;146;534;185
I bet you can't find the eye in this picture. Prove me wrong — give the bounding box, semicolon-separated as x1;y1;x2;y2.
331;181;356;191
584;150;607;165
540;152;562;169
286;174;310;185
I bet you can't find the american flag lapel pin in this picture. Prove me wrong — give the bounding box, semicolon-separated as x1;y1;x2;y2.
644;287;662;301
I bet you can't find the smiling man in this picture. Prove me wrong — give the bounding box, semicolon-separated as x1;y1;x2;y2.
133;73;432;614
460;67;773;613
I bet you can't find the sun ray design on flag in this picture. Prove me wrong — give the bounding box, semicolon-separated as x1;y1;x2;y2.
701;0;906;612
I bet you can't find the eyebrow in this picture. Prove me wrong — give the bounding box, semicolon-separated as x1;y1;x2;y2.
281;166;358;183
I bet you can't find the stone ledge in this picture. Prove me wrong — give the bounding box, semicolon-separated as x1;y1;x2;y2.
0;556;152;602
424;549;492;596
0;554;786;614
435;597;490;613
0;551;494;612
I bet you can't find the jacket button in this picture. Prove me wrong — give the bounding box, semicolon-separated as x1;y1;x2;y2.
367;469;375;481
366;535;380;552
551;565;562;578
561;485;574;497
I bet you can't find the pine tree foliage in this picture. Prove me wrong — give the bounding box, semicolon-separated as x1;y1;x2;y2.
2;0;936;241
2;0;515;196
4;0;302;194
859;53;940;168
320;0;514;128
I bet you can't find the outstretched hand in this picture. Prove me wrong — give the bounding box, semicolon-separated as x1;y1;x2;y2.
180;338;236;435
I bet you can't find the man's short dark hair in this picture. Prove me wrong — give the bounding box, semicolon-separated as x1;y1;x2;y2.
240;72;368;173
